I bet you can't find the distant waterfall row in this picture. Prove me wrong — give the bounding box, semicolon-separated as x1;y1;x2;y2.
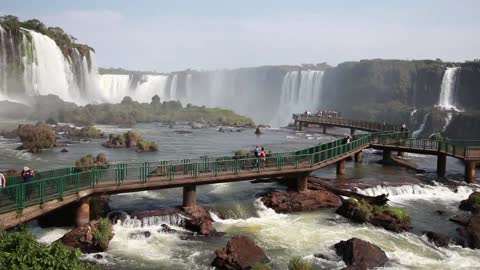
0;25;98;103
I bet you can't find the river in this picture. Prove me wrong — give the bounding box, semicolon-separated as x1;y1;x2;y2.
1;122;479;270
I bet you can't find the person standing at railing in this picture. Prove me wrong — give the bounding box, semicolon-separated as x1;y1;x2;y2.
253;145;260;169
0;172;6;188
21;167;34;199
260;147;266;169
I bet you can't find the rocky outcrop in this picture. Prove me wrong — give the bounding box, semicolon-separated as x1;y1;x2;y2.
336;199;411;233
459;192;480;213
58;220;113;253
130;206;217;236
211;235;269;270
458;215;480;249
16;122;56;153
450;214;471;226
334;238;387;270
261;190;341;213
425;231;455;247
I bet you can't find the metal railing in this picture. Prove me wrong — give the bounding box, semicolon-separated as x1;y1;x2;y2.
293;114;401;132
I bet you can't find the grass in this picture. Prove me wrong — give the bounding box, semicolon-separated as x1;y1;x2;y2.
288;257;313;270
388;208;411;222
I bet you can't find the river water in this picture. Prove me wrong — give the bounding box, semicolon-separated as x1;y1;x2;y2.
1;122;479;270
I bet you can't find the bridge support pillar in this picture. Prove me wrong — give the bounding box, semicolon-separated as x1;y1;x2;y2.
397;151;405;157
465;161;476;183
183;185;197;208
437;154;447;177
75;197;90;227
382;149;392;162
336;159;346;175
322;125;327;134
298;122;303;131
354;151;363;163
296;174;309;192
350;128;356;135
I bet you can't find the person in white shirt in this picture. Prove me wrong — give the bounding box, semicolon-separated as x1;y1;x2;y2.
0;172;6;188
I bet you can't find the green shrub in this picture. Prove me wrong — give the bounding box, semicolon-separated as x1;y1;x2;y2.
16;122;56;153
468;192;480;209
0;228;99;270
288;257;313;270
75;153;108;171
253;263;272;270
93;218;113;250
388;208;410;222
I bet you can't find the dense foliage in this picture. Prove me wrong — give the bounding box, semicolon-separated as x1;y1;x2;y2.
345;198;411;223
0;228;99;270
104;131;158;152
75;153;109;171
16;122;56;153
92;218;113;251
58;95;255;127
0;15;93;60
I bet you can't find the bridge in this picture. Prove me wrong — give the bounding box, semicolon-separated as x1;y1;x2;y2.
0;115;478;229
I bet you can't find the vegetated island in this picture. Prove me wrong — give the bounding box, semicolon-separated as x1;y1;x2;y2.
56;95;256;128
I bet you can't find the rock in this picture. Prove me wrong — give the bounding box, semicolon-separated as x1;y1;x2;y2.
58;220;113;253
336;199;411;233
261;190;341;213
459;192;480;213
218;128;225;132
458;215;480;249
425;231;454;247
130;206;216;236
211;235;269;270
255;127;262;135
61;148;69;152
450;214;471;226
94;254;103;260
435;210;445;216
334;238;387;270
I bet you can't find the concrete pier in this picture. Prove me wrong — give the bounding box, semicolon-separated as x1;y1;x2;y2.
296;174;308;192
465;161;476;183
437;154;446;177
75;198;90;227
183;185;197;208
354;151;363;162
336;159;346;175
382;149;392;161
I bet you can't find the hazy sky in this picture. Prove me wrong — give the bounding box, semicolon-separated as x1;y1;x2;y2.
2;0;479;71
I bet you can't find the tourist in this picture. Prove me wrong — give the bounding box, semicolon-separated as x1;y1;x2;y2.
401;123;407;132
0;172;6;188
253;145;260;169
259;147;266;169
21;167;34;199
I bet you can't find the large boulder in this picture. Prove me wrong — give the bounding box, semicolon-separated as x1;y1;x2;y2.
458;215;480;249
211;235;269;270
58;220;113;253
425;231;455;247
336;199;411;233
459;192;480;213
261;190;342;213
334;238;387;270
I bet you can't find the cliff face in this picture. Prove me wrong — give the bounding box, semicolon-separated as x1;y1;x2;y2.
457;62;480;111
321;60;445;121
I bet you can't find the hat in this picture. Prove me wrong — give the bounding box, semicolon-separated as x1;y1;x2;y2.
23;166;29;171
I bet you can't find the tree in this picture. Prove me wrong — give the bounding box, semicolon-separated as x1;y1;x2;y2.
151;95;161;105
121;96;134;105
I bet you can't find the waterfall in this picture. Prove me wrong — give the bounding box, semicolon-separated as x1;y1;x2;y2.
169;74;178;101
270;70;324;127
412;112;429;138
437;67;460;111
184;73;193;104
97;74;168;103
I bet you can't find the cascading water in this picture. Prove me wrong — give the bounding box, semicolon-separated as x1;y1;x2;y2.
168;74;178;101
97;74;168;103
437;67;460;111
412;112;430;138
270;70;324;127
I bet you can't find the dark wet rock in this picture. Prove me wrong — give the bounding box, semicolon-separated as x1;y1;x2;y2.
130;206;217;236
58;220;113;253
159;224;176;234
261;190;341;213
313;253;331;260
459;192;480;213
334;238;387;270
211;235;269;270
425;231;454;247
174;130;193;134
458;215;480;249
255;126;262;135
450;214;471;226
435;210;445;216
336;199;411;233
93;254;103;260
218;128;225;132
129;231;152;239
60;148;69;152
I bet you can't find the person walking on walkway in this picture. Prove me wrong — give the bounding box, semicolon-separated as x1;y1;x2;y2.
259;147;266;169
0;172;6;188
21;167;34;199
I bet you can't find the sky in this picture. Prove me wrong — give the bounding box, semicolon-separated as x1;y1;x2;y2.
1;0;479;72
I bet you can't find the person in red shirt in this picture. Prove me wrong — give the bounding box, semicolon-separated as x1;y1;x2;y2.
259;147;266;169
